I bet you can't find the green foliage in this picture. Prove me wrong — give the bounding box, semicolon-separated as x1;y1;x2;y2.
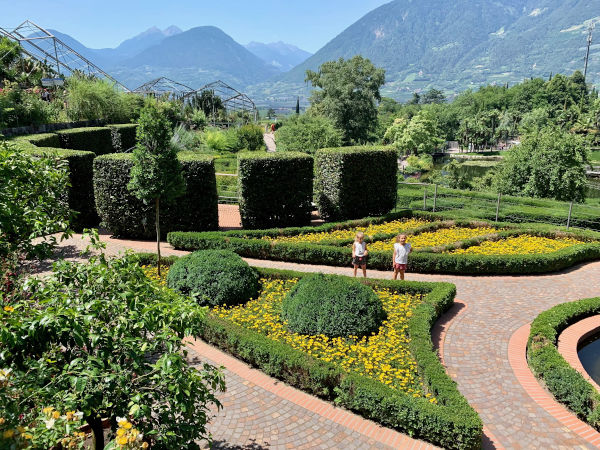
192;266;481;449
275;114;343;154
0;140;71;260
56;127;114;155
528;297;600;428
128;102;185;205
282;273;386;338
236;124;265;151
238;152;314;228
315;146;397;220
65;76;141;123
202;127;240;152
12;132;60;148
306;56;385;144
94;153;218;238
171;125;203;152
396;110;444;155
383;118;408;145
0;248;225;449
190;90;225;119
0;82;58;129
495;128;589;202
166;250;260;307
188;108;208;130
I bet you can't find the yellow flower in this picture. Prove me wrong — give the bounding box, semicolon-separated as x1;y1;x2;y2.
450;235;584;255
42;406;54;416
0;418;4;425
117;435;128;446
3;306;14;313
117;428;126;437
52;410;61;419
3;429;15;439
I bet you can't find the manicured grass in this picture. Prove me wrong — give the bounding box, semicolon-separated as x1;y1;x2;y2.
590;150;600;163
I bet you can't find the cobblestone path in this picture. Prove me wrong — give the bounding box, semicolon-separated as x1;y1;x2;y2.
37;233;600;448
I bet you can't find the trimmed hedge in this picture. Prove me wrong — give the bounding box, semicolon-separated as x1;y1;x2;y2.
315;146;397;221
168;211;600;275
528;297;600;428
12;132;61;148
57;127;114;155
282;273;385;338
134;257;481;448
16;142;98;229
94;152;218;238
108;123;138;152
238;152;313;229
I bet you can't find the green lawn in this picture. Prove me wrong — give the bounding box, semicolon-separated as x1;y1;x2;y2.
590;150;600;163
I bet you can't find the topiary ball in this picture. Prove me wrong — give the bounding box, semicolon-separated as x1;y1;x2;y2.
282;273;386;338
166;250;260;307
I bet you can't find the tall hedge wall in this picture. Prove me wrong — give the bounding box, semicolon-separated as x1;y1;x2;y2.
315;146;397;221
57;127;114;155
94;152;218;238
108;124;138;152
238;152;313;229
20;144;98;229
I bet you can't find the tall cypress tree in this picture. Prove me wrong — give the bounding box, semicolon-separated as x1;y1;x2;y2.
296;96;300;114
128;102;185;276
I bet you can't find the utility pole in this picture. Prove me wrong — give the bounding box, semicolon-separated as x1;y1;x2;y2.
584;24;595;81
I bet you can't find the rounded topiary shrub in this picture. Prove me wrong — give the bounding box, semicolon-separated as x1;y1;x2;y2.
282;273;386;338
166;250;260;307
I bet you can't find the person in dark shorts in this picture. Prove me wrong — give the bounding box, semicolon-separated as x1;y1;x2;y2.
352;231;368;278
393;234;412;280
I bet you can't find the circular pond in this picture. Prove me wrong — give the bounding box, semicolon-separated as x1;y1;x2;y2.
578;333;600;386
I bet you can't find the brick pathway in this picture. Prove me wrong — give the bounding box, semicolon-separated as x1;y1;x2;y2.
36;233;600;448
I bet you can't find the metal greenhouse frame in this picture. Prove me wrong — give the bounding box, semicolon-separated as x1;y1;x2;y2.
0;20;129;90
133;77;195;100
182;80;258;124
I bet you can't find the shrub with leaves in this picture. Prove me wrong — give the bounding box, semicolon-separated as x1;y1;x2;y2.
0;242;225;450
0;140;72;261
166;250;260;307
282;273;386;338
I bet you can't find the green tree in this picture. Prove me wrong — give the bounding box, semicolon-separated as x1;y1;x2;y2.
495;128;589;202
1;246;224;449
382;118;408;145
275;114;343;154
421;88;446;104
0;140;71;262
397;110;444;155
128;103;185;276
191;90;225;121
295;96;300;114
305;56;385;144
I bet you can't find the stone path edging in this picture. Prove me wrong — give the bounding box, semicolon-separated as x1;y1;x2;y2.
186;338;437;449
558;316;600;393
508;323;600;447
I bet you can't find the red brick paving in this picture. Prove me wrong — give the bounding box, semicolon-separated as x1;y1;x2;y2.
41;232;600;448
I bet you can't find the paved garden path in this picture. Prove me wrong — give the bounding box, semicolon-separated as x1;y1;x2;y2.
263;132;276;152
37;233;600;448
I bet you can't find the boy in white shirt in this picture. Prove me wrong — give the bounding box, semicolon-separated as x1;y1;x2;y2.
393;234;412;280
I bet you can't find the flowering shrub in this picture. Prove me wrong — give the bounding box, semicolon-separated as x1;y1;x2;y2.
263;218;429;244
213;278;436;402
450;235;584;255
369;226;498;251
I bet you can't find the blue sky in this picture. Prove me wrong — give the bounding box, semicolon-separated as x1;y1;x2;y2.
1;0;391;52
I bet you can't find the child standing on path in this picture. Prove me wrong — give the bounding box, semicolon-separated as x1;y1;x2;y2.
393;234;412;280
352;231;368;278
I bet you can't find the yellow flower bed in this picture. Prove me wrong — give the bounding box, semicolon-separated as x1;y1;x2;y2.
450;234;584;255
141;265;167;286
262;218;430;244
212;278;436;403
369;226;498;251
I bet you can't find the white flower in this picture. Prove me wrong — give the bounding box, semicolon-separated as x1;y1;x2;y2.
74;411;83;420
116;417;127;426
45;418;55;429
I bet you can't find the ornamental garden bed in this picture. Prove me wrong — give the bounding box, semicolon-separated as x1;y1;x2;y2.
167;211;600;275
528;297;600;430
139;257;481;449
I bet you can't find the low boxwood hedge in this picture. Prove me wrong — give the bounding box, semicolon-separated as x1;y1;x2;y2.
238;152;313;229
168;211;600;275
94;152;218;238
135;258;481;449
108;123;138;152
12;132;61;148
528;297;600;428
57;127;114;155
18;143;98;229
315;146;397;221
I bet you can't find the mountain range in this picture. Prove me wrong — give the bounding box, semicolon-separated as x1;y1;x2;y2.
30;0;600;104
